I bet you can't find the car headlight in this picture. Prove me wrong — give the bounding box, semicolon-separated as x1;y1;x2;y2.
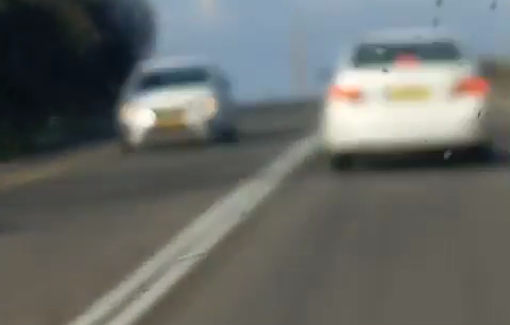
203;96;217;117
119;104;156;128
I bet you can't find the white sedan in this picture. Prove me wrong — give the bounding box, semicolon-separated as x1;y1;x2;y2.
116;57;238;153
319;28;494;169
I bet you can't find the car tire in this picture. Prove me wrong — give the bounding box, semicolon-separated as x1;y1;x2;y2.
224;125;240;143
329;153;354;171
466;143;499;164
118;138;138;155
213;124;239;143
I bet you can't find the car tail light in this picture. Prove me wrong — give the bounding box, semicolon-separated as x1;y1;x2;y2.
453;76;489;97
394;54;420;67
328;85;362;103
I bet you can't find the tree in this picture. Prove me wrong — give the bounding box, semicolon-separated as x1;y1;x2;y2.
0;0;155;152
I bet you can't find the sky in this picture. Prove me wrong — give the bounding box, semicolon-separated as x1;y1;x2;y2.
146;0;509;102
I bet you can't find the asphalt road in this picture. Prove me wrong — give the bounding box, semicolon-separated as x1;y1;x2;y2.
140;153;510;325
0;103;315;325
135;103;510;325
3;101;510;325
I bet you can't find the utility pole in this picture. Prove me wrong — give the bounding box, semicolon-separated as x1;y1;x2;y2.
489;0;498;53
433;0;442;28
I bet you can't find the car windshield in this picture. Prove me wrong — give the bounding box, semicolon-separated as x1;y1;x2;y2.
352;40;463;67
137;67;210;91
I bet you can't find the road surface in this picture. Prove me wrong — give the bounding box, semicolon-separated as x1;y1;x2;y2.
140;154;510;325
0;103;315;325
2;101;510;325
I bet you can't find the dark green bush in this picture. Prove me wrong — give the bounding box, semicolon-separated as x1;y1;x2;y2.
0;0;155;153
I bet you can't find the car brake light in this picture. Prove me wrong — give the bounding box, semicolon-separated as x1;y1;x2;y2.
453;76;489;97
328;85;362;102
394;54;420;66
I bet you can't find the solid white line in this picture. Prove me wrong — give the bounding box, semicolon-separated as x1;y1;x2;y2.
67;133;319;325
108;258;198;325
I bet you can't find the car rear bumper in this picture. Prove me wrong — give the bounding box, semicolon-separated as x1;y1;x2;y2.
118;119;211;147
117;114;235;147
320;104;489;154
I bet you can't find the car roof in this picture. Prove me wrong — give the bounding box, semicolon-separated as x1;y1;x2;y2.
360;27;460;44
139;56;213;73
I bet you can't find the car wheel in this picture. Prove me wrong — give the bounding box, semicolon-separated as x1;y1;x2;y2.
329;154;354;171
466;143;499;164
224;125;239;143
118;138;138;155
213;124;239;143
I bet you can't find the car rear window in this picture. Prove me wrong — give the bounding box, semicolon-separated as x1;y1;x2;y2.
137;67;210;91
352;41;462;67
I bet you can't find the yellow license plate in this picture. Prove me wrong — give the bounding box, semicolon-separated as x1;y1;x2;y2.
388;87;430;101
155;110;184;128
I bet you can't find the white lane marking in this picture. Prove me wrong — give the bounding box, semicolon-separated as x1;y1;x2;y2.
67;133;319;325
